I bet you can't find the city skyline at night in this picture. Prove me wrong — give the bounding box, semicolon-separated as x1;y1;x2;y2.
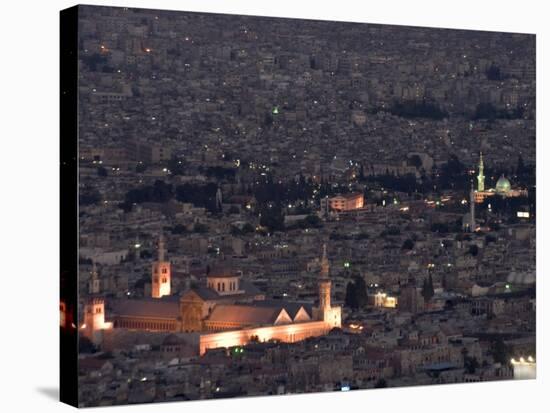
67;5;535;407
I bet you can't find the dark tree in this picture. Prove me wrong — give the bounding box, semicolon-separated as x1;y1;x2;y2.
170;224;187;235
81;53;108;71
175;182;218;212
464;357;479;374
485;234;497;245
490;337;510;365
388;99;448;120
345;276;368;310
486;64;502;81
228;205;240;215
193;223;209;233
139;249;152;259
354;276;368;308
205;166;236;181
437;154;467;190
259;207;285;233
421;276;434;303
79;336;97;353
345;281;358;310
167;158;185;176
431;223;449;233
97;166;108;177
291;215;323;230
151;180;173;202
374;379;387;388
80;188;101;206
516;155;526;176
408;154;423;169
402;239;415;250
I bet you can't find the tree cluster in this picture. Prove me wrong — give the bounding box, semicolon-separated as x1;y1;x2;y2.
119;180;219;213
387;99;448;120
472;102;525;120
345;276;368;310
421;274;435;303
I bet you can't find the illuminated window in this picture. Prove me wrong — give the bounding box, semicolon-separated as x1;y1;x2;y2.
162;277;167;283
95;307;101;314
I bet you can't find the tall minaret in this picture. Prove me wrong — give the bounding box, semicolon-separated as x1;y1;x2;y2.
88;260;101;294
158;233;166;262
215;187;223;211
83;296;113;344
477;152;485;192
470;184;476;232
152;233;171;298
318;243;331;314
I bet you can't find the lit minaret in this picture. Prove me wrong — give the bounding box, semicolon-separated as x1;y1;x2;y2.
88;260;100;294
152;233;171;298
83;297;113;344
313;243;341;328
318;243;331;314
320;244;329;277
477;152;485;192
470;184;476;232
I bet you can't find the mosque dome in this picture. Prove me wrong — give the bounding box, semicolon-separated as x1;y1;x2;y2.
495;176;511;194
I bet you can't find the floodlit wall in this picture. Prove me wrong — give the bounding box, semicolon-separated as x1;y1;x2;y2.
199;321;331;355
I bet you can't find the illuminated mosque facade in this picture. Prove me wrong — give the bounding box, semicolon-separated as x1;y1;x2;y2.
473;152;528;203
462;152;529;232
82;239;341;355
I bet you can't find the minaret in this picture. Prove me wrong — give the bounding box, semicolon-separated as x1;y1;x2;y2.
83;297;112;344
401;274;418;314
215;187;223;211
477;152;485;192
134;236;141;259
152;233;171;298
320;244;329;278
318;243;331;314
88;260;100;294
158;233;166;262
470;184;476;233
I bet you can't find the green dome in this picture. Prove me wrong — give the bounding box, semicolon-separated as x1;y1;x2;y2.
495;176;511;194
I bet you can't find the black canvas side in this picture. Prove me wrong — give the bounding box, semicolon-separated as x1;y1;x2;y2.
60;5;79;408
